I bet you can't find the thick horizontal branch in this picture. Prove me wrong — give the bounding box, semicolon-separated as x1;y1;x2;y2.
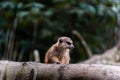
0;61;120;80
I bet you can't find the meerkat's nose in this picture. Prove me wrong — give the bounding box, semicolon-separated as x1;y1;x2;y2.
71;44;74;49
69;44;74;49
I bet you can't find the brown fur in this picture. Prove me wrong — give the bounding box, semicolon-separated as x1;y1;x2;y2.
45;36;74;64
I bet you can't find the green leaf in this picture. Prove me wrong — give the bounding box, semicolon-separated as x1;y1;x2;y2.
79;2;88;8
106;9;116;18
97;4;106;15
0;1;15;9
31;7;40;14
44;9;54;17
79;3;96;15
25;2;45;9
17;2;23;9
87;5;96;14
18;11;29;18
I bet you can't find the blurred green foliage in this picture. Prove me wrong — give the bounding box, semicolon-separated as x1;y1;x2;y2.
0;0;116;63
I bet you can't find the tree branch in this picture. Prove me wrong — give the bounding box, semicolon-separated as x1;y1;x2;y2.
72;30;93;58
0;61;120;80
81;43;120;65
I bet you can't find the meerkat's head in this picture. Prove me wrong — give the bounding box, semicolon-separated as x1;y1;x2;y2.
56;36;74;50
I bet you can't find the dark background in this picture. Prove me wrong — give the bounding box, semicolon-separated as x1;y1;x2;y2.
0;0;117;63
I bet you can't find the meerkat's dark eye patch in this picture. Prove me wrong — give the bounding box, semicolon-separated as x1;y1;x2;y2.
66;42;71;45
59;39;63;43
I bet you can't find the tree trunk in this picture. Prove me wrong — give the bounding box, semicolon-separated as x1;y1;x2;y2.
0;61;120;80
115;5;120;44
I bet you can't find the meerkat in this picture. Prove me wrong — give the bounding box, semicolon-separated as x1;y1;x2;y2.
44;36;74;64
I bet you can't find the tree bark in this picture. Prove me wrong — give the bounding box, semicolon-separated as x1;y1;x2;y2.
0;61;120;80
115;6;120;44
81;43;120;65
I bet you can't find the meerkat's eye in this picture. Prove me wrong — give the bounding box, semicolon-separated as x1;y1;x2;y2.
59;39;63;43
66;42;71;45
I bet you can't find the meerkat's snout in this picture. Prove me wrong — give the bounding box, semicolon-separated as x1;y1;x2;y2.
69;44;74;49
65;41;74;49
